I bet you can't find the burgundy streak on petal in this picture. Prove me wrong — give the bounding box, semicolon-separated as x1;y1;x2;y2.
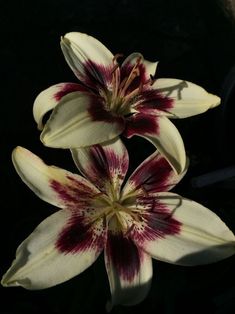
106;232;142;281
128;154;174;193
124;113;159;138
54;83;88;101
136;90;174;113
50;175;98;207
56;213;105;254
133;197;181;244
87;145;128;182
105;149;129;183
88;145;110;181
83;60;113;90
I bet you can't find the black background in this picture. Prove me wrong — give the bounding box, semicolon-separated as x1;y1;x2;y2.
1;0;235;313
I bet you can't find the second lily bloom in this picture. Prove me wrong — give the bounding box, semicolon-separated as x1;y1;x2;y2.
2;139;235;308
33;32;220;173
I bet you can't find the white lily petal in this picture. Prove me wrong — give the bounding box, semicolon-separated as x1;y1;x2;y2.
144;59;158;78
133;192;235;266
33;83;87;130
153;79;221;118
105;216;152;308
41;91;125;148
61;32;114;88
71;138;129;193
125;114;186;174
1;210;106;289
12;146;100;209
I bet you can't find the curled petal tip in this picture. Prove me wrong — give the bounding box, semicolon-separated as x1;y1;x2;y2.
211;95;221;108
1;270;18;288
12;146;27;159
40;132;47;145
37;124;43;131
60;36;70;45
1;276;7;287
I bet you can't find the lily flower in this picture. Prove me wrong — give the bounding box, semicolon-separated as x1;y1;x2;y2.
2;139;235;308
33;32;220;174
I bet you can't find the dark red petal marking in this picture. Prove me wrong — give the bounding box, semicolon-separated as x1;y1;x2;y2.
106;232;142;281
133;197;181;243
56;213;105;254
136;89;174;113
83;60;113;90
88;145;110;181
124;113;159;138
54;83;88;101
88;94;125;125
84;145;128;190
129;154;174;193
50;175;98;207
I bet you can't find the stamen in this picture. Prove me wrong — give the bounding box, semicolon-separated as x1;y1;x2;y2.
113;202;129;213
90;206;113;224
105;181;120;202
120;85;141;108
110;55;122;104
107;54;154;115
113;202;142;223
120;67;140;97
110;63;119;74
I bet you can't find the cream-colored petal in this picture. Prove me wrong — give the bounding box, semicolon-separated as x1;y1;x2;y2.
71;138;129;194
133;192;235;266
41;92;125;148
153;78;220;118
125;114;186;174
122;150;188;198
12;146;100;209
61;32;114;88
104;216;152;308
33;83;87;130
2;210;106;289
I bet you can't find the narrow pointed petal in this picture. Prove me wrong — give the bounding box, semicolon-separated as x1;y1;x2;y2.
132;193;235;266
124;114;186;174
122;150;188;197
122;53;158;83
152;79;221;118
41;91;125;148
71;138;129;193
1;210;106;289
104;216;152;308
61;32;114;89
33;83;88;130
12;147;100;209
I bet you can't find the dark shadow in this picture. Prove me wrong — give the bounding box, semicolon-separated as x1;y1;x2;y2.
176;242;235;265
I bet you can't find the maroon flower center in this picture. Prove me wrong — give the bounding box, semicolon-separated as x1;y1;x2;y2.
100;56;154;116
